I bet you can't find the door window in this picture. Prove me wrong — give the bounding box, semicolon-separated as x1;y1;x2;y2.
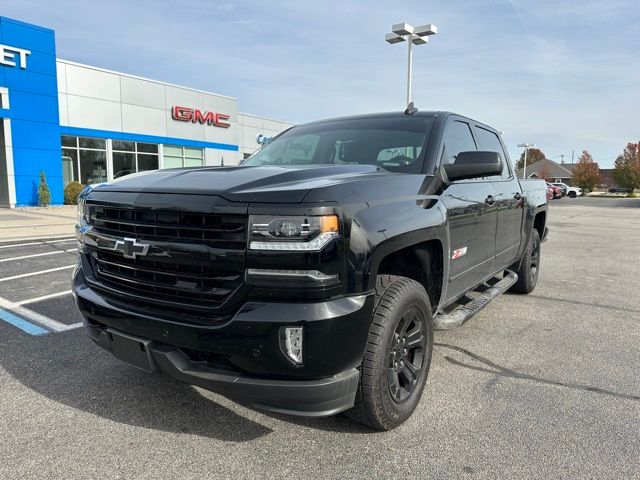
474;126;509;179
441;121;476;165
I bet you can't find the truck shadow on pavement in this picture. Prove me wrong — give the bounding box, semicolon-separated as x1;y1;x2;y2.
1;326;376;437
0;327;273;442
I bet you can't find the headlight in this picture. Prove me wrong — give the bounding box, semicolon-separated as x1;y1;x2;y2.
76;196;87;227
249;214;339;251
76;185;93;228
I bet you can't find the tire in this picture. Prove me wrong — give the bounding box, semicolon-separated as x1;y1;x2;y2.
510;229;541;294
344;275;433;430
568;191;577;198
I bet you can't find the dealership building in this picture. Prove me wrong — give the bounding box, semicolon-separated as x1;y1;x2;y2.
0;16;293;207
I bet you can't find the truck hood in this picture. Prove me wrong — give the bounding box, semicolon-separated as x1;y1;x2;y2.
92;165;394;203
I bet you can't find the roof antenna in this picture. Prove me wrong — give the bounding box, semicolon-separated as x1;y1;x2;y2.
404;101;418;115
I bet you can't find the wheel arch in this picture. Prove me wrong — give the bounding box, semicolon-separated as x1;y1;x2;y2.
373;238;445;312
533;210;546;239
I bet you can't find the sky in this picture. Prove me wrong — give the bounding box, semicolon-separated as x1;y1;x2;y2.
3;0;639;167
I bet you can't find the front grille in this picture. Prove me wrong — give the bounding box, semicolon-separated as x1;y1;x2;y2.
90;205;246;249
84;204;248;322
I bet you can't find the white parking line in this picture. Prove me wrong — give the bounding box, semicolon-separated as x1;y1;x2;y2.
0;265;75;282
0;238;75;249
0;296;82;332
0;238;76;248
15;290;73;306
0;248;77;263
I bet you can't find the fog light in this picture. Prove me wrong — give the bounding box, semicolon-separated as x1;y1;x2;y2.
282;327;303;364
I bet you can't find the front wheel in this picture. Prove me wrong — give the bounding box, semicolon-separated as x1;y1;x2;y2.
344;275;433;431
568;191;577;198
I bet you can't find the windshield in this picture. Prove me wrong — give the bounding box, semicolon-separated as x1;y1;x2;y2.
243;116;434;173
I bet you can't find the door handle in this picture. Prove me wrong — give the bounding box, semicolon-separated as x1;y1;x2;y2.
485;195;495;205
514;192;523;201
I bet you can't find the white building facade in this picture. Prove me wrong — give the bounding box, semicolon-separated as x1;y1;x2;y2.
0;16;293;206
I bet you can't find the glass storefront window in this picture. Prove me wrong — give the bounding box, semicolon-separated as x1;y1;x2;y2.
137;143;158;154
61;136;107;185
61;136;77;148
79;137;106;150
80;149;107;184
163;145;204;168
113;140;135;151
112;151;136;178
112;141;159;178
138;154;159;172
60;136;177;185
163;157;183;169
61;148;79;182
164;146;182;156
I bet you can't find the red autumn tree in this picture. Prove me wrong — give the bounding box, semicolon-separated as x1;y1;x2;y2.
613;142;640;195
571;150;600;193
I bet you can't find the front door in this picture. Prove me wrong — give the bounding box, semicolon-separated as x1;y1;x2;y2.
440;119;498;301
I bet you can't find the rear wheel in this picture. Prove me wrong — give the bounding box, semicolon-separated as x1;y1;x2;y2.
344;275;433;430
510;229;541;294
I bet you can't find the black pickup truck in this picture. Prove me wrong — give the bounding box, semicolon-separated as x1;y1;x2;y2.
73;110;548;430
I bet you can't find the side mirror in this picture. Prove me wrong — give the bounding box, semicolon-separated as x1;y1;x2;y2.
443;151;502;182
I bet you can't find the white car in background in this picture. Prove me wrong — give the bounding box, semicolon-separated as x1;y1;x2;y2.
551;182;582;198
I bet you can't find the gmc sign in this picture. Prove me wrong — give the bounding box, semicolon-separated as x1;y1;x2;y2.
171;106;231;128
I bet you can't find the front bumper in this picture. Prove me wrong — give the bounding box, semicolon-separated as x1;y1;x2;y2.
84;322;360;416
73;267;373;416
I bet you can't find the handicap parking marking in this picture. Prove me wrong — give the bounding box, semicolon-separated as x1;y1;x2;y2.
0;236;82;336
0;295;82;335
0;307;49;336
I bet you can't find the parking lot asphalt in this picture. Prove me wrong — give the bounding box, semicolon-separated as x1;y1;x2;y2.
1;197;639;479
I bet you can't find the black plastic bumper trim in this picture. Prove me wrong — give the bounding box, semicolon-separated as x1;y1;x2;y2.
84;321;360;417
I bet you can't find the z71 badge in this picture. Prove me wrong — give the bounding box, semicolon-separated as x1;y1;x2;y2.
451;247;467;260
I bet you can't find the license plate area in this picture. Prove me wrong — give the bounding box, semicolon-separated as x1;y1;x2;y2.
106;328;157;372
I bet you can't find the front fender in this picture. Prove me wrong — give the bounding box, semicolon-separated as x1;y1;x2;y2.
345;196;448;293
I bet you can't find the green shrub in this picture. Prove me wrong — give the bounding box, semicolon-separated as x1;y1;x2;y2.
38;171;51;207
64;181;85;205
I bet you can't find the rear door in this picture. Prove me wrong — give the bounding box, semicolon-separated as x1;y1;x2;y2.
473;125;524;269
440;118;498;301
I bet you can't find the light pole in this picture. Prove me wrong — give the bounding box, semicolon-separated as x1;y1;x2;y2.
518;143;535;179
385;22;437;108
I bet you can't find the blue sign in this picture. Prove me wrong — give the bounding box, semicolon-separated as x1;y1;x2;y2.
0;17;62;206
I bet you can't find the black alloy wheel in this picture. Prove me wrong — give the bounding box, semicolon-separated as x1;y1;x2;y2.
387;307;427;403
345;275;433;430
510;228;541;294
529;234;540;284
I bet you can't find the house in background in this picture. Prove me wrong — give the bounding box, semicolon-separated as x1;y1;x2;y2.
515;158;623;189
515;158;575;183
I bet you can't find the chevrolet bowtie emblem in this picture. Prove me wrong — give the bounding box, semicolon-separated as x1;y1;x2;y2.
113;237;150;259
